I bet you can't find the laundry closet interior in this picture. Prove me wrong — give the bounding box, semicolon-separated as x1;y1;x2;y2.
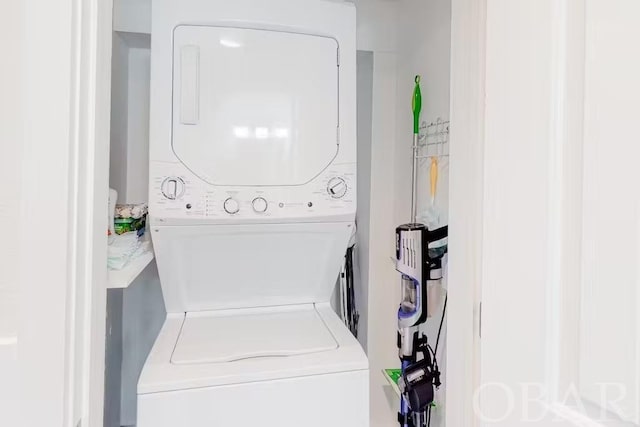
104;1;454;426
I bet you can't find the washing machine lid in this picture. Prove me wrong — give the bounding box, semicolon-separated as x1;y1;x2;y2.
171;305;338;365
138;303;367;394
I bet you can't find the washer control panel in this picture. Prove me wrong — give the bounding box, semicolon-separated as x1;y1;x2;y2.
223;197;240;214
151;162;355;221
326;177;348;199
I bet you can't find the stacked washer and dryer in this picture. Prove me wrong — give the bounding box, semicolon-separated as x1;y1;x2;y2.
137;0;369;426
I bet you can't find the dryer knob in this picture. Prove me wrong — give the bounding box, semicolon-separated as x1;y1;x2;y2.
161;177;185;200
224;198;240;214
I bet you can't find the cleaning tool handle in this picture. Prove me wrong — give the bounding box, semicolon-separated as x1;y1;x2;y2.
412;75;422;134
430;157;438;204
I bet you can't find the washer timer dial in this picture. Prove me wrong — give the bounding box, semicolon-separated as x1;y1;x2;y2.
327;177;348;199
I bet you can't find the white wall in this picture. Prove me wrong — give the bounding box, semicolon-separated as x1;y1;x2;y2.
110;32;151;204
105;271;166;427
120;264;166;426
113;0;151;34
125;44;151;203
356;50;374;351
110;32;129;201
104;290;124;427
395;0;451;229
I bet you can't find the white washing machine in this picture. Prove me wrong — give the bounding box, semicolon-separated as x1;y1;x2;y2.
138;1;368;426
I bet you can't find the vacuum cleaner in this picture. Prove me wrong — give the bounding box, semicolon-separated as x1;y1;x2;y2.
395;76;448;427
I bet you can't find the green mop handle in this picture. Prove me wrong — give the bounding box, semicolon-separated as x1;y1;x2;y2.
412;75;422;134
410;75;422;222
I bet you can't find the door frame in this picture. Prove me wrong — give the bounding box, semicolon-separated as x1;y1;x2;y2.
76;0;114;425
447;0;628;426
19;0;113;426
446;0;486;425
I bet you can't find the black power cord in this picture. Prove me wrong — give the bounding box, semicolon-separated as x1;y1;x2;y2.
434;295;447;356
344;245;359;337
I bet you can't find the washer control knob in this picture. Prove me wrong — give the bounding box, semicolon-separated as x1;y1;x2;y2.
161;177;185;200
223;198;240;214
327;177;348;199
252;197;268;213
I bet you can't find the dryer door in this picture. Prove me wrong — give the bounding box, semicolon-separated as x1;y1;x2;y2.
172;25;340;187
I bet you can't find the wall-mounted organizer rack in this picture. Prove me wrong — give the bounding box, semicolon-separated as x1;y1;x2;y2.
417;117;450;159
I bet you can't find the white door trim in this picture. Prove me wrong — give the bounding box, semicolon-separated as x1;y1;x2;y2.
18;0;112;426
73;0;113;426
468;0;626;425
446;0;486;426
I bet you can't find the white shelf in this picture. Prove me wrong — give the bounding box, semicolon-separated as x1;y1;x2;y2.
108;251;154;289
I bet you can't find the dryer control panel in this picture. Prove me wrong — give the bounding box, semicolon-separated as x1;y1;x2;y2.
150;161;355;222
